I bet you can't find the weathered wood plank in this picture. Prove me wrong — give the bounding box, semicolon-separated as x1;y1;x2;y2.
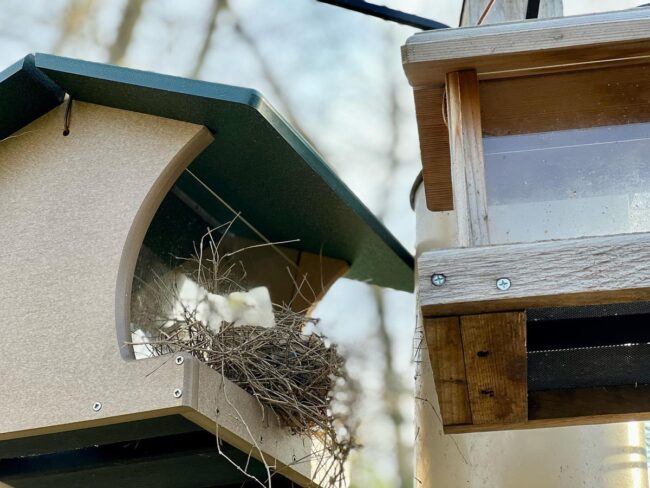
460;312;527;424
411;0;562;212
403;9;650;87
413;86;453;211
481;62;650;137
423;317;472;426
443;409;650;434
419;231;650;317
446;70;489;246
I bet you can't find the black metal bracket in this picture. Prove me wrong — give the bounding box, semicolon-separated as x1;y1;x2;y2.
525;0;541;19
316;0;450;30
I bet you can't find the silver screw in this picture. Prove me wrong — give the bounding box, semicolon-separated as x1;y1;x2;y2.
175;355;184;365
496;277;511;291
173;388;183;398
431;274;446;287
92;402;102;412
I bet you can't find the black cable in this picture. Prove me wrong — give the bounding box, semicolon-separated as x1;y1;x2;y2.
316;0;450;30
525;0;541;19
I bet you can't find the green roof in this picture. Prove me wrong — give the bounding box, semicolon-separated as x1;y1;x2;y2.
2;54;413;291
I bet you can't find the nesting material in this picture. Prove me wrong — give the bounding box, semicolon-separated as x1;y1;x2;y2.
131;224;356;486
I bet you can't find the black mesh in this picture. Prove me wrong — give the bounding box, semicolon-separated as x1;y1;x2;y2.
527;302;650;391
528;301;650;322
528;343;650;391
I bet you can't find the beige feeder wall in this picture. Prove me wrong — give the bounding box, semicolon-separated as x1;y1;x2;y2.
0;102;329;487
414;184;649;488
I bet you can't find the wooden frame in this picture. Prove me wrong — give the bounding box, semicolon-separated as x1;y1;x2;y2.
409;10;650;432
403;9;650;87
418;231;650;317
403;8;650;211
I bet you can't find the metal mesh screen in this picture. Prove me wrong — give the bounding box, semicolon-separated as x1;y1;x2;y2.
527;302;650;391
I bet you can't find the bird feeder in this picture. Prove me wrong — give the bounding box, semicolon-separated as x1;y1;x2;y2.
0;54;413;486
403;8;650;433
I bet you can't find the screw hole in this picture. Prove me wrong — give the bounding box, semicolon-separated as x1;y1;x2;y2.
480;388;495;397
62;129;70;136
477;350;489;358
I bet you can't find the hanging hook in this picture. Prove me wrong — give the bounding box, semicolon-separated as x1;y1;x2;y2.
62;94;73;136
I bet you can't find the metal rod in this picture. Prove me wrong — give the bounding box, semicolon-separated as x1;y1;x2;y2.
526;0;541;19
316;0;450;30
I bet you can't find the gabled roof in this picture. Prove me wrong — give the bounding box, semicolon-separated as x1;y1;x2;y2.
2;54;413;291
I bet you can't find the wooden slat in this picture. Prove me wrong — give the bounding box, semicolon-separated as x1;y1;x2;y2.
419;231;650;317
529;385;650;420
413;86;453;211
411;0;561;212
460;312;527;424
446;70;490;247
423;317;472;426
402;9;650;87
481;63;650;137
444;409;650;434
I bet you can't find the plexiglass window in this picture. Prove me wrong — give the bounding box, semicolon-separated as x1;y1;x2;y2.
480;63;650;244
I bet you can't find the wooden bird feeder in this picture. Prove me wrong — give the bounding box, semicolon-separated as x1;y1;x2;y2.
0;54;413;486
403;9;650;433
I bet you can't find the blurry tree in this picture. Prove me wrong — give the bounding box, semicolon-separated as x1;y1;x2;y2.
367;28;413;488
109;0;147;64
190;0;227;79
53;0;95;54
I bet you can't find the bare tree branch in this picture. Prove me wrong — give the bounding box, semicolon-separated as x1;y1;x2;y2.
369;27;413;488
53;0;96;54
190;0;228;79
108;0;147;64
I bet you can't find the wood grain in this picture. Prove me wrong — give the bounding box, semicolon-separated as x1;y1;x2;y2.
410;0;562;212
460;312;527;424
413;86;453;211
419;231;650;317
423;317;472;426
481;63;650;136
446;70;489;246
444;410;650;433
402;9;650;87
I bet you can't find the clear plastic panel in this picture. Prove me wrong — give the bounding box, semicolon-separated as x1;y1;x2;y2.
484;122;650;244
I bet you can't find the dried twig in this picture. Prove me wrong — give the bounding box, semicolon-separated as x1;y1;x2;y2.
130;222;357;486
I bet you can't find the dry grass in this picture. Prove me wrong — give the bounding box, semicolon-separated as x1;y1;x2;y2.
131;222;357;487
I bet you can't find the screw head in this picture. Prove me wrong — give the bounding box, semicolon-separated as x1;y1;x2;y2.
92;402;102;412
175;355;184;365
496;277;511;291
431;274;446;287
173;388;183;398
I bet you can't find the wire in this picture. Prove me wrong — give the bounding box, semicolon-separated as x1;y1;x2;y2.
316;0;449;30
477;0;496;25
184;168;300;270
